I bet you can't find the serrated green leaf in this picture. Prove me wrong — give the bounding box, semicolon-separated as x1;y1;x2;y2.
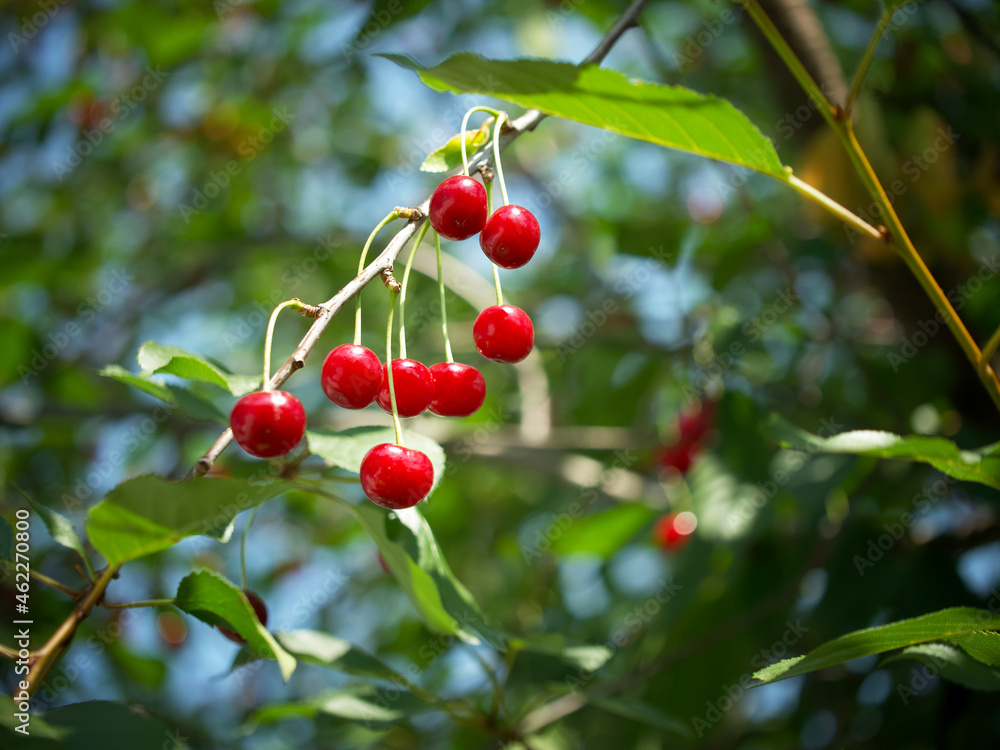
135;340;259;396
549;503;655;558
884;642;1000;691
382;54;788;179
949;631;1000;667
764;414;1000;491
175;569;295;681
276;630;406;682
20;493;88;563
584;694;691;735
753;607;1000;684
86;476;291;566
307;426;446;497
350;502;506;649
420;124;492;172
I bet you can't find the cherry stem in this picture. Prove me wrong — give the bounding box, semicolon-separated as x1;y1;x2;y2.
399;221;431;361
485;179;504;306
102;598;175;610
491;111;510;207
263;299;303;391
386;290;404;447
434;231;455;363
240;505;261;591
355;210;401;345
460;106;500;177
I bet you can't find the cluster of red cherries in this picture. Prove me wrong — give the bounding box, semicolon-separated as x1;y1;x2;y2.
651;400;716;552
227;173;541;513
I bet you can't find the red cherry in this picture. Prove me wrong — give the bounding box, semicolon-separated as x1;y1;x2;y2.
653;512;697;552
658;442;699;474
428;362;486;417
218;590;268;643
360;443;434;509
376;358;434;417
678;401;716;444
473;304;534;363
230;390;306;458
480;205;540;269
321;344;383;409
429;175;488;241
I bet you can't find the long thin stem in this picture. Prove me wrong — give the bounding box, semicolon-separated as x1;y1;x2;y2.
263;299;302;390
241;505;261;591
844;6;896;117
492;112;511;206
484;179;504;306
399;222;431;361
435;232;455;363
31;569;84;598
740;0;1000;414
460;107;500;176
786;175;882;240
103;598;175;610
0;643;18;660
355;211;401;345
979;324;1000;378
386;290;404;446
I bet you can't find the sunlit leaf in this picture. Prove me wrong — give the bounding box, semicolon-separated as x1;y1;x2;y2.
135;341;260;396
884;642;1000;691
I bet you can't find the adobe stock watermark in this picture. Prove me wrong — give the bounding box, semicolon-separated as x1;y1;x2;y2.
683;286;797;404
18;268;134;385
853;473;957;576
520;448;638;564
728;416;844;531
555;245;672;362
178;106;295;223
672;4;741;71
52;67;170;181
885;253;1000;372
7;0;70;53
532;122;621;212
691;618;810;737
845;126;960;242
342;0;407;61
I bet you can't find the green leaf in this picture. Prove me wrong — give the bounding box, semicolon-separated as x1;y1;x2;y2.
252;687;425;726
382;54;787;179
0;517;13;562
764;414;1000;491
307;426;446;497
549;504;655;558
167;385;228;424
19;492;88;563
351;502;506;649
353;0;434;43
949;631;1000;667
100;364;175;403
0;700;185;749
884;642;1000;691
135;340;259;396
276;630;407;682
174;569;296;681
104;641;167;690
584;694;691;735
753;607;1000;684
420;123;492;172
86;476;291;566
513;634;613;672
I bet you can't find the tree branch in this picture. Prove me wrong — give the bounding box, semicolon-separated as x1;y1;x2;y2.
188;0;650;478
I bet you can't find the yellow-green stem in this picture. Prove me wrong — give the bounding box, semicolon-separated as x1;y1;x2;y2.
355;211;401;345
386;290;404;446
460;106;500;176
435;232;455;363
263;299;303;390
844;6;896;117
399;222;431;361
